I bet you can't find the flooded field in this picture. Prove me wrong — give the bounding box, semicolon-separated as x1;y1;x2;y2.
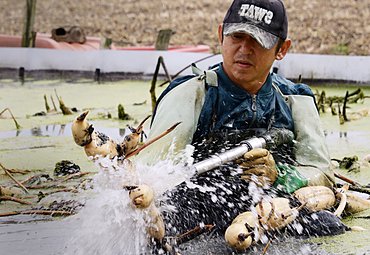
0;77;370;254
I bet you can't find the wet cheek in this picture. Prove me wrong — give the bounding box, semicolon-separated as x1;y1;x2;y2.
223;47;238;61
221;50;232;65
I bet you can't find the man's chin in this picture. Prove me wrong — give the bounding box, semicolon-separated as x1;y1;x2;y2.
232;71;254;82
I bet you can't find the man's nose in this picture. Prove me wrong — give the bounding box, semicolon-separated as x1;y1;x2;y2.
239;36;254;54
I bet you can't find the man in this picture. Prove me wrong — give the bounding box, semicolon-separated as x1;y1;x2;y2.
133;0;338;249
137;0;333;188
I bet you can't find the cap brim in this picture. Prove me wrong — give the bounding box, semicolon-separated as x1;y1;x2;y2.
223;23;279;49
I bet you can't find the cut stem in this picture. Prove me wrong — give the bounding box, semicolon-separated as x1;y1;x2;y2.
125;122;181;159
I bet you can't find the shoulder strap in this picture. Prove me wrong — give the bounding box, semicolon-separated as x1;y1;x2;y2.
271;82;283;95
191;63;219;88
152;64;219;127
191;64;220;139
272;82;290;106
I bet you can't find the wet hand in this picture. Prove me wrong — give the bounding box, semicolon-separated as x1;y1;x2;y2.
237;148;278;186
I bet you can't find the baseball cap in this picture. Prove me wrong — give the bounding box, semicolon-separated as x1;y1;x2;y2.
223;0;288;49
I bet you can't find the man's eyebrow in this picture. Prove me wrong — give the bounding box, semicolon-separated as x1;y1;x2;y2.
228;32;246;36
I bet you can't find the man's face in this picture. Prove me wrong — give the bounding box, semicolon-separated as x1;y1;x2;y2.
219;28;279;91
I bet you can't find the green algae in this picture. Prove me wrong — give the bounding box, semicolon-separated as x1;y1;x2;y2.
0;79;165;171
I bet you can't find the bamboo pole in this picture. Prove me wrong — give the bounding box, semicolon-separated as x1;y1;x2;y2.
21;0;37;48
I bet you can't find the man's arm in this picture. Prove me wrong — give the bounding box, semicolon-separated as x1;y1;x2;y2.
134;77;206;165
272;74;334;187
288;95;335;186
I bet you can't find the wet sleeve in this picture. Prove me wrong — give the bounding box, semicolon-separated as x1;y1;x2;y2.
134;78;206;165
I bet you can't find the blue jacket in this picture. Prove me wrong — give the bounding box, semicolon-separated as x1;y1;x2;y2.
154;63;316;141
144;63;333;187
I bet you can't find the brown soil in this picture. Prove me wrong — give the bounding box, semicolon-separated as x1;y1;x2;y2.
0;0;369;55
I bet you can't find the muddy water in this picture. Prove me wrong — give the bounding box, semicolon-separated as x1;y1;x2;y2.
1;79;370;254
305;85;370;255
0;79;160;171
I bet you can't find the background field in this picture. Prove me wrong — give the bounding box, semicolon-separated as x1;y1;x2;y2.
1;0;369;55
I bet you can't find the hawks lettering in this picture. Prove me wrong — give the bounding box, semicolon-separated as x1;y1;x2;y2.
239;4;274;24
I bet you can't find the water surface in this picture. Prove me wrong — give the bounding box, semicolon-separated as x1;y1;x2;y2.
1;79;370;254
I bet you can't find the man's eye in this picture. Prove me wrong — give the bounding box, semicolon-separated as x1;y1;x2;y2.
230;33;244;40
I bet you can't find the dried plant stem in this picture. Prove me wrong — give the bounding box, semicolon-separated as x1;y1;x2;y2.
22;172;91;190
25;184;68;189
136;115;151;129
336;183;370;195
60;172;92;182
6;168;31;175
50;95;57;111
334;171;361;187
261;239;271;255
0;163;29;193
125;122;181;159
0;195;32;205
20;174;45;185
40;188;78;197
175;224;214;245
0;210;73;217
0;108;21;129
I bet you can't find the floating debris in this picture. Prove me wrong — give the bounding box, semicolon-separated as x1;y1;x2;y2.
332;156;360;172
54;160;81;177
32;111;47;116
133;100;147;106
118;104;131;120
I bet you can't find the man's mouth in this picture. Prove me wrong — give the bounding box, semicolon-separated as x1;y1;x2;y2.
235;60;253;68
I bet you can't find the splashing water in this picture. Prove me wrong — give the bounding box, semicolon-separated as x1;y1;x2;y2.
64;149;194;255
61;143;330;255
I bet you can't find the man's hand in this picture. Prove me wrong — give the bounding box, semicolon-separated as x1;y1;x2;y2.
237;148;278;186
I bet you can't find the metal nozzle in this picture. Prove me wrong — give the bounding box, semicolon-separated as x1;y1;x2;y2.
192;128;294;175
193;137;266;175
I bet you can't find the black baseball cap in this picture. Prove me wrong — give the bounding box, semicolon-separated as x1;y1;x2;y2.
223;0;288;49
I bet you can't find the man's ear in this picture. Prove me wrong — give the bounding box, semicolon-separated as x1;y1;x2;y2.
218;24;224;44
276;39;291;60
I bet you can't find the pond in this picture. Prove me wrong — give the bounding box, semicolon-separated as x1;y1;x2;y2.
0;78;370;255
